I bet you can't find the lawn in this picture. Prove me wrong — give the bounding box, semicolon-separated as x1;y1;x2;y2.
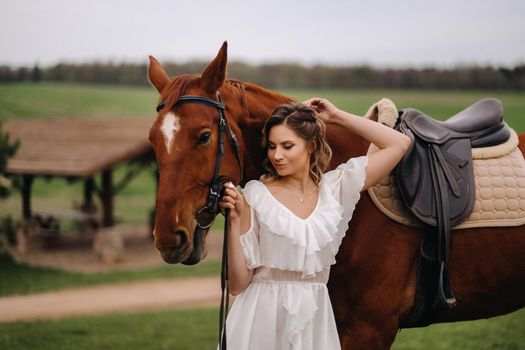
1;83;524;125
0;83;157;119
0;308;218;350
0;307;523;350
392;307;525;350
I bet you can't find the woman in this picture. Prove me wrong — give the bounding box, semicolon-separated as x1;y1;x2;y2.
218;98;411;349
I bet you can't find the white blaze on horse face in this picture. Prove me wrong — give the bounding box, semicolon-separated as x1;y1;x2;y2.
160;112;181;154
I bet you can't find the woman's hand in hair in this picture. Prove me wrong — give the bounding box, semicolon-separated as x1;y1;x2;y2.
302;97;340;124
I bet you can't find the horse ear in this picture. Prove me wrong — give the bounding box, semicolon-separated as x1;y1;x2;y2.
148;56;170;94
200;41;228;93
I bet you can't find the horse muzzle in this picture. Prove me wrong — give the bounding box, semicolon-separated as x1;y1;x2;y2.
155;226;192;263
155;225;208;265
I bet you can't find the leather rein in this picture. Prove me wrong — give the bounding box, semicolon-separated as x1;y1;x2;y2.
156;92;243;349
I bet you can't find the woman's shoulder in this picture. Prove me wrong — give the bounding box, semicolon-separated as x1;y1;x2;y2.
243;179;262;191
242;179;265;202
243;176;278;192
242;178;285;215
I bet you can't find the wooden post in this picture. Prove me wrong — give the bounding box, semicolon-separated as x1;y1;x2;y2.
101;169;113;227
21;175;34;221
16;175;35;254
81;177;97;213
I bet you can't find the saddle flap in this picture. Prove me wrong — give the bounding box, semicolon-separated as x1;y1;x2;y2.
396;137;475;227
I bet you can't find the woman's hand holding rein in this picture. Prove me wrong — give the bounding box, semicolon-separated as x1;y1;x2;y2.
219;182;244;222
218;181;254;295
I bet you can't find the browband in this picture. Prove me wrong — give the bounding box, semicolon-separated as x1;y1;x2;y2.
156;95;226;113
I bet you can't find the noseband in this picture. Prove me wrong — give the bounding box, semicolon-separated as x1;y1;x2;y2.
156;92;243;349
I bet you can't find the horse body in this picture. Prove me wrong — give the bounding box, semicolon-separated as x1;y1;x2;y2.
331;196;525;348
148;42;525;349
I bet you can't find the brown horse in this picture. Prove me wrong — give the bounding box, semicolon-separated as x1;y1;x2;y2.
147;42;525;349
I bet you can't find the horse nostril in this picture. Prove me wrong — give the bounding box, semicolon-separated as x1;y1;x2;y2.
173;230;187;249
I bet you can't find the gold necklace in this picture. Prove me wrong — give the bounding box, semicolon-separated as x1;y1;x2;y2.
280;180;314;203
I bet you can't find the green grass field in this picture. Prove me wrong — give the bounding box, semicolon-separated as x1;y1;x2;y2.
1;83;524;125
0;83;157;119
1;83;524;349
1;83;524;227
0;307;523;350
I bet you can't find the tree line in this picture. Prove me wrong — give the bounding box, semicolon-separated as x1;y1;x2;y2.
0;61;524;90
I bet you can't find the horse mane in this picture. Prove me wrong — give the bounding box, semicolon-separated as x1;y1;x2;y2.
224;79;293;120
159;75;292;117
159;74;199;113
231;80;291;102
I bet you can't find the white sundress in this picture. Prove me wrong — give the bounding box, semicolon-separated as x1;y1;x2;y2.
223;156;368;350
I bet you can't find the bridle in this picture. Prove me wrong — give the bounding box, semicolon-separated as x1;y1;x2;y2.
156;91;243;350
157;93;243;228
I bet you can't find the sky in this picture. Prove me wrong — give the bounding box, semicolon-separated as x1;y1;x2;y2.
1;0;524;68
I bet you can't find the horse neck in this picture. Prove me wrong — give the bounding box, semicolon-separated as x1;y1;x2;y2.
244;83;293;121
326;127;369;170
222;81;293;183
223;80;292;123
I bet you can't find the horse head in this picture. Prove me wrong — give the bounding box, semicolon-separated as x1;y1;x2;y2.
148;42;245;265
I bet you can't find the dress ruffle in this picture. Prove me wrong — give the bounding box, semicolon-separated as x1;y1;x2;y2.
224;273;341;350
240;156;368;278
243;180;344;278
245;181;344;252
283;285;319;350
324;156;368;252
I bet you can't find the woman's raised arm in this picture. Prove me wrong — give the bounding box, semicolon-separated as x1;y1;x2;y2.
304;98;411;191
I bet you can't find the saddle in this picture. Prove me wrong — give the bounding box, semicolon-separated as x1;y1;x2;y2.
394;98;510;316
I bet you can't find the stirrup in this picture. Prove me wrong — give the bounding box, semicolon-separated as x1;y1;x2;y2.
434;262;457;309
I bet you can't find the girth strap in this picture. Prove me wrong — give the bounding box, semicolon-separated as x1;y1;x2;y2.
427;146;456;308
431;144;460;197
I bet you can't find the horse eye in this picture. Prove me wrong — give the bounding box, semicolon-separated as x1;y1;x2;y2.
197;132;211;145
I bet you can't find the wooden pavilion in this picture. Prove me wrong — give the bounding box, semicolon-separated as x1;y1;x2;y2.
3;117;155;230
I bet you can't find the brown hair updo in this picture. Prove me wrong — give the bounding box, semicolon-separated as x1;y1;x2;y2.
261;103;332;184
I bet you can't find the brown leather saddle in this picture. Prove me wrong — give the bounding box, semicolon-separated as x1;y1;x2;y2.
395;98;510;326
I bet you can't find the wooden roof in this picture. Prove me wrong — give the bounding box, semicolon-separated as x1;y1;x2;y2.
3;117;153;178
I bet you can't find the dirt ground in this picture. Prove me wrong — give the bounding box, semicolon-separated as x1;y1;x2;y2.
10;224;224;273
0;276;221;323
1;224;226;323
